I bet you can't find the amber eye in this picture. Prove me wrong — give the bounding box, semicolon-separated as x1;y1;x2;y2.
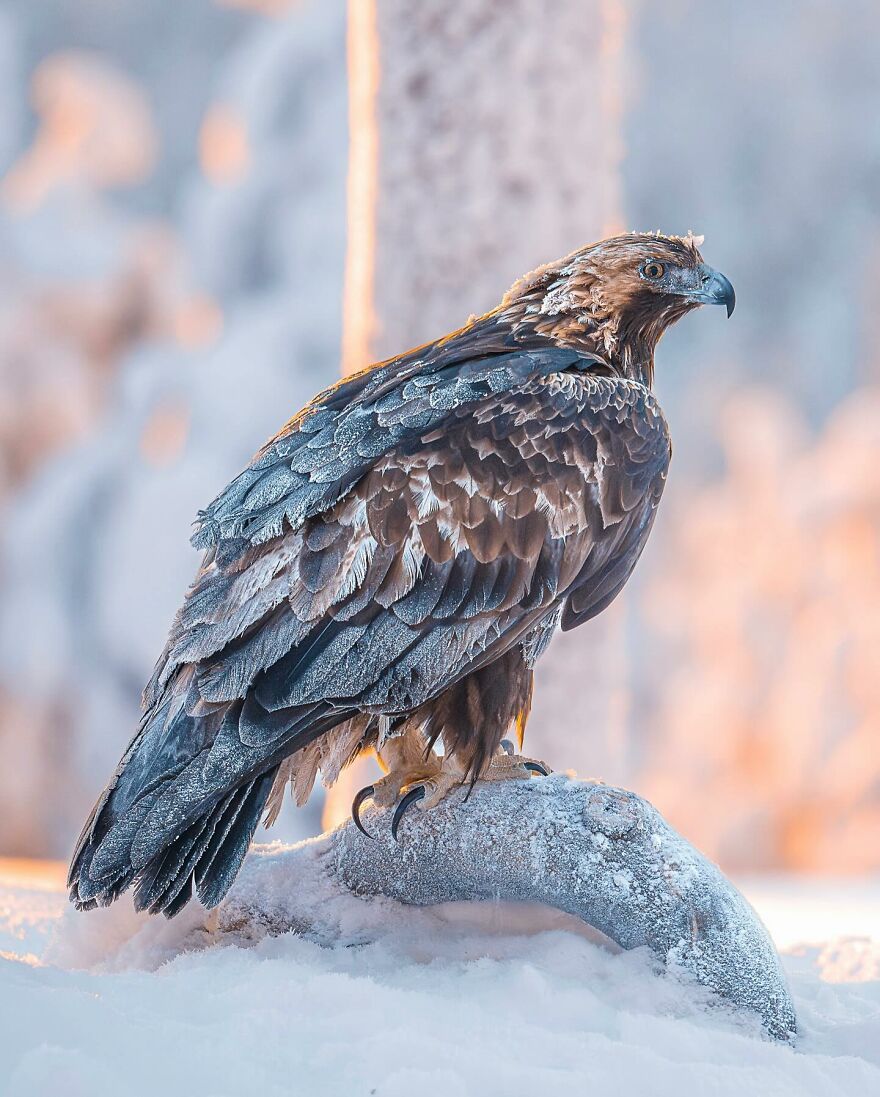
642;261;665;280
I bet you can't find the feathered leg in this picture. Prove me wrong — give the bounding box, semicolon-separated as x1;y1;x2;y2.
388;646;550;840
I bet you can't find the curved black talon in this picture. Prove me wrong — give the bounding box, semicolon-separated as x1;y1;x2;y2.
523;761;550;776
391;785;426;841
352;785;377;839
500;739;515;756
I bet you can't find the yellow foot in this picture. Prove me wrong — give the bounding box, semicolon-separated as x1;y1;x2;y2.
390;744;551;840
416;766;466;811
351;757;441;838
486;740;552;781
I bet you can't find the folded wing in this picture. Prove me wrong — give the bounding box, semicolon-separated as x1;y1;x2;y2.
69;346;669;916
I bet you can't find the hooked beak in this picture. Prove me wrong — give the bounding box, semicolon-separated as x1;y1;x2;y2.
691;264;736;317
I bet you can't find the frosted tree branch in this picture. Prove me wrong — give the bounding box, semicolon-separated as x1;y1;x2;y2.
219;774;797;1041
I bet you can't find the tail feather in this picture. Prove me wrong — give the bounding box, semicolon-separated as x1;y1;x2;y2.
195;769;277;908
130;788;238;914
162;879;198;919
68;847;129;911
131;770;277;916
69;791;162;908
66;715;158;895
68;623;356;916
68;695;342;916
87;789;164;885
71;766;279;918
190;778;264;894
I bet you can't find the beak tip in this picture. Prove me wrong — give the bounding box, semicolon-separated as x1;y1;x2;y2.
698;266;735;318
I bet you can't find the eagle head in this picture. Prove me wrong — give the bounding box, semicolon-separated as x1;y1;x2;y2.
582;231;735;324
503;231;735;372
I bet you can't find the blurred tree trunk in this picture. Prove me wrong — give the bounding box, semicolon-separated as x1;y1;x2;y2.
326;0;632;828
343;0;627;371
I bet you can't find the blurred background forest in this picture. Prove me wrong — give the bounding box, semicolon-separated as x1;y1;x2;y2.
0;0;878;875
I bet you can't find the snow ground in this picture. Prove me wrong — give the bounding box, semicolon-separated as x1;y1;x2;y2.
0;858;878;1097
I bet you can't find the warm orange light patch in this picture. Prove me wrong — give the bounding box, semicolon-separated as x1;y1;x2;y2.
199;105;251;185
140;402;190;468
173;294;224;349
2;52;157;212
321;754;379;833
0;857;67;892
598;0;627;238
341;0;380;376
641;385;880;872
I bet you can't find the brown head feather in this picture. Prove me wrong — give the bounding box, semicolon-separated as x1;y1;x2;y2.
501;232;708;386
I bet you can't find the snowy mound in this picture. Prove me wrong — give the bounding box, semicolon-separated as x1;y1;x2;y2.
1;850;879;1094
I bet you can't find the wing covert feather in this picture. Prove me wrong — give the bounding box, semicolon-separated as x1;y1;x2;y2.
154;369;670;727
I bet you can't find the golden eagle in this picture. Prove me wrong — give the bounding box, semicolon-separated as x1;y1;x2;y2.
68;233;734;916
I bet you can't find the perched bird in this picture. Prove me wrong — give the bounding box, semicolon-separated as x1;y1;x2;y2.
68;232;734;917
